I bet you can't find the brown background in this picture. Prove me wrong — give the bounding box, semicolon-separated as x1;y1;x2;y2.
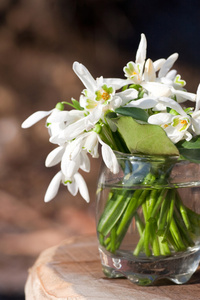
1;0;200;299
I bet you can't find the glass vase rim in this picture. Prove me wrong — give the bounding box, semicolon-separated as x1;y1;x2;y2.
113;150;180;162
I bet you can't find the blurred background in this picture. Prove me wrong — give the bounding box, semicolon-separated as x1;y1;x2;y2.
1;0;200;299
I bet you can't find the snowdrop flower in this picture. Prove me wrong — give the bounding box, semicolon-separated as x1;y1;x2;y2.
44;171;90;203
148;98;192;143
123;33;147;84
46;137;90;174
73;61;138;115
47;109;85;145
21;106;86;145
44;128;119;203
123;34;196;104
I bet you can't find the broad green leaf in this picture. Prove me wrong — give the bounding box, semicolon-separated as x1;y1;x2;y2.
111;116;179;156
115;107;148;122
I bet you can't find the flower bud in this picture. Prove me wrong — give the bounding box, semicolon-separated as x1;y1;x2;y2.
94;124;102;134
55;102;64;111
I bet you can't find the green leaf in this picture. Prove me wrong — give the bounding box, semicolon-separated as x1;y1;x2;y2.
176;136;200;149
71;98;84;110
110;116;179;156
115;107;148;122
62;99;84;110
176;136;200;163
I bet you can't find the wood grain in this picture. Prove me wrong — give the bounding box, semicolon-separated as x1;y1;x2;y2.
25;235;200;300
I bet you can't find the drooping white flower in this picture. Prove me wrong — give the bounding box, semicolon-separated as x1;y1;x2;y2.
44;170;90;203
47;109;86;145
66;172;90;203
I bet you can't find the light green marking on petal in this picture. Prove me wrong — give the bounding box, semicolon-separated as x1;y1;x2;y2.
102;84;113;95
172;117;180;127
86;99;97;109
64;180;72;184
174;74;186;87
95;90;102;101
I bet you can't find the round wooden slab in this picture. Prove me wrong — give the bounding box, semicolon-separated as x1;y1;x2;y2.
25;235;200;300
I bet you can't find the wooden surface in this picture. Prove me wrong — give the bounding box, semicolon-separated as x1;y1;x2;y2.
25;235;200;300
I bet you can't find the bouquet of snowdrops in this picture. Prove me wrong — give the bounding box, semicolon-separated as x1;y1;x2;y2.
22;34;200;256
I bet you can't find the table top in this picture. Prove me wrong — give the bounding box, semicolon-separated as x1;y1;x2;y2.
25;235;200;300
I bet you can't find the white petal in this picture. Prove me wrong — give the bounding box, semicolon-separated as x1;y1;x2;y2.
60;142;82;177
144;59;156;82
59;118;86;140
83;131;99;157
148;113;173;125
47;110;68;123
58;109;101;141
103;78;129;90
164;126;183;143
116;88;138;105
73;62;96;92
74;173;90;203
185;131;192;141
158;53;178;78
109;96;122;110
21;110;53;128
142;82;171;98
171;88;196;103
159;97;187;116
126;97;157;109
195;84;200;112
153;58;166;72
45;146;65;167
48;121;66;137
62;158;80;178
67;179;78;196
166;69;177;80
98;138;119;174
79;151;90;172
44;171;62;202
136;33;147;64
191;118;200;135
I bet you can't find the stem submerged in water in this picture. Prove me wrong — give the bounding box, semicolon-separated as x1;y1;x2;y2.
97;175;200;257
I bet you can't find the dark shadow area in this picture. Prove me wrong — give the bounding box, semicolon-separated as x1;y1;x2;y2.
0;295;25;300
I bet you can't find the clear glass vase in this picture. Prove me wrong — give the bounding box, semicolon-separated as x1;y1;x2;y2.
96;151;200;286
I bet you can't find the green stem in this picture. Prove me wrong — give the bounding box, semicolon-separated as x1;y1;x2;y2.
157;190;170;236
162;189;175;242
135;212;145;236
175;193;191;230
144;221;152;256
97;190;131;236
169;217;186;251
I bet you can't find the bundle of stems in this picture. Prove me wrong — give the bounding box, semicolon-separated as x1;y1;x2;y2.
97;170;200;257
